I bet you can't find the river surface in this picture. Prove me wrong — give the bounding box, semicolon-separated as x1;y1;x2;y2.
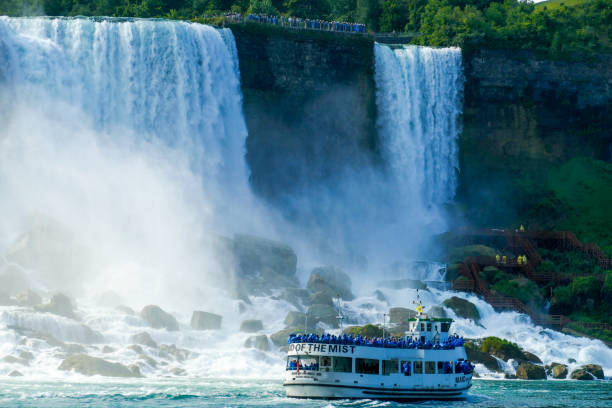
0;378;610;407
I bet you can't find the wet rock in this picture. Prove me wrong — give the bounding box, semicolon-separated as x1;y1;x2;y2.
128;344;143;354
522;351;542;364
225;234;299;297
270;327;299;347
140;305;179;331
139;355;157;368
570;369;595;380
309;290;335;306
307;266;353;301
244;334;270;351
190;311;222;330
344;324;383;337
279;287;310;311
64;343;87;354
552;363;568;379
516;362;546;380
170;367;186;376
374;290;387;303
8;370;23;377
284;311;306;328
131;332;157;348
480;337;524;362
128;364;142;377
16;289;42;307
159;344;191;362
427;306;448;318
19;351;34;362
464;340;500;372
377;279;427;290
240;319;263;333
102;346;115;354
2;355;29;366
307;303;339;328
579;364;604;380
115;305;136;315
443;297;480;321
59;354;142;377
35;293;76;319
388;307;417;327
504;373;517;379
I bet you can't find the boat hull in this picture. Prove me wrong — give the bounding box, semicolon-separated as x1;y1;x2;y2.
284;383;470;401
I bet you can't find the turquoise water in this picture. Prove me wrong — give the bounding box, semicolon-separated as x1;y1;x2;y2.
0;379;610;407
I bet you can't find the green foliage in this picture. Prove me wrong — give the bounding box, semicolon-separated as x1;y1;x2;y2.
537;248;603;275
480;336;523;360
565;322;612;343
344;323;383;337
248;0;278;14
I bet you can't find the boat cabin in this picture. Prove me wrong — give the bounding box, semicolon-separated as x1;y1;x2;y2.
404;315;453;344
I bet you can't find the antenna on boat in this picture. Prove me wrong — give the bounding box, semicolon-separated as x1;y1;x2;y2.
382;313;387;343
335;294;344;331
413;289;424;316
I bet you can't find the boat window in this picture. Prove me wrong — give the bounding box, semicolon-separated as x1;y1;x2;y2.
382;359;398;375
413;361;423;374
437;361;444;373
420;323;425;331
441;322;450;332
400;361;411;376
427;323;432;331
286;356;298;371
356;358;379;375
333;357;352;373
425;361;436;374
320;356;332;372
298;355;319;371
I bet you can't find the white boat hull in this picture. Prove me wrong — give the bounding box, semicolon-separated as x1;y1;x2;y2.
285;382;471;400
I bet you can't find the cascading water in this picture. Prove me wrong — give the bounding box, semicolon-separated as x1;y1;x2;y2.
374;43;462;212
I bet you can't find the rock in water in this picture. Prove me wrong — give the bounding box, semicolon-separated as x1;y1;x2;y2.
190;311;222;330
427;306;448;318
307;266;354;300
552;364;568;379
578;364;604;380
516;362;546;380
240;319;263;333
480;337;524;362
131;332;158;348
522;351;542;364
59;354;142;377
35;293;76;319
244;334;270;351
570;369;595;380
140;305;179;331
279;288;310;311
8;370;23;377
307;304;339;328
271;327;301;347
443;297;481;321
16;289;42;307
388;307;416;327
464;341;500;372
284;311;306;328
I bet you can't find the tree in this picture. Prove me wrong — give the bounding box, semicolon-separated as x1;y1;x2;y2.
248;0;278;14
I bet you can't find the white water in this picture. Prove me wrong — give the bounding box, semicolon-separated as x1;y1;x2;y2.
0;17;609;381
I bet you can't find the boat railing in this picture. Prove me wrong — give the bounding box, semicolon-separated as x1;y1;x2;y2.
287;334;464;350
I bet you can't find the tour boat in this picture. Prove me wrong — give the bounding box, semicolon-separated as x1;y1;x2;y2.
283;303;473;401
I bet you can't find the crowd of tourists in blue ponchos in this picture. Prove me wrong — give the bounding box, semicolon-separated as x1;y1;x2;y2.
287;359;474;374
287;333;465;349
223;12;366;33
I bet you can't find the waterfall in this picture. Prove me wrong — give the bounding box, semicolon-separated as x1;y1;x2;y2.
374;44;463;210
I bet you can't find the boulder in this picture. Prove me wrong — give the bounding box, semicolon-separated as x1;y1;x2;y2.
464;340;500;372
307;304;339;328
522;351;542;364
128;344;143;354
16;289;42;307
190;311;222;330
580;364;604;380
140;305;179;331
388;307;416;327
377;279;427;290
244;334;270;351
35;293;76;319
64;343;87;354
159;344;191;362
344;324;383;337
270;327;300;347
115;305;136;315
170;367;186;376
2;355;29;366
284;311;306;328
309;290;335;306
240;319;263;333
570;369;595;380
279;288;310;310
59;354;142;377
19;351;34;362
8;370;23;377
448;245;497;262
374;290;387;303
226;234;299;297
131;332;157;348
102;346;115;354
443;297;480;321
552;364;568;379
480;337;524;362
307;266;354;301
516;362;546;380
427;306;448;318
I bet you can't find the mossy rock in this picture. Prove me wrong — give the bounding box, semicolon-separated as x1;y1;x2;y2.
552;364;568;379
464;341;500;372
443;296;480;321
580;364;604;379
59;354;142;377
445;263;461;281
570;369;595;380
516;362;546;380
522;351;542;364
270;327;302;347
480;337;524;362
343;324;383;337
448;245;496;262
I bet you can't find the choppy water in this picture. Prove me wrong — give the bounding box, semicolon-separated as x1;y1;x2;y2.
0;379;610;407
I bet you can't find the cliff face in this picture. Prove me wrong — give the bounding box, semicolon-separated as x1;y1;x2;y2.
231;24;378;201
459;49;612;227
